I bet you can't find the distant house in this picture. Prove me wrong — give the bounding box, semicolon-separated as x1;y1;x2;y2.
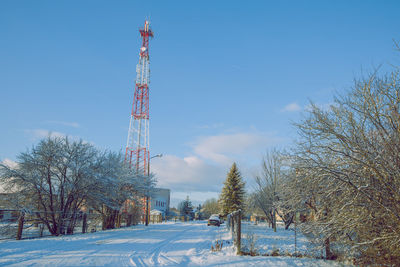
150;188;170;219
0;193;19;222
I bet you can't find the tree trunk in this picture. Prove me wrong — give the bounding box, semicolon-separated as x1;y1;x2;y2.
56;213;63;235
284;214;294;230
16;213;24;240
325;237;335;260
82;213;87;233
102;213;106;230
66;218;75;234
272;209;277;232
116;214;121;228
126;214;132;227
102;206;118;230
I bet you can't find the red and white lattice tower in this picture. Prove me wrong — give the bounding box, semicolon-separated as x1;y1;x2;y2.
125;20;153;174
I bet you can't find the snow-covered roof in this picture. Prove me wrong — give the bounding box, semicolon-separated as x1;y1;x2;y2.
0;159;18;194
150;209;162;215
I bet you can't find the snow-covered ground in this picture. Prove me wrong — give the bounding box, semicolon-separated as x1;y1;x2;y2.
0;221;350;266
241;221;316;256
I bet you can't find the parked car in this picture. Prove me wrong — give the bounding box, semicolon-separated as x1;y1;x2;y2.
207;214;220;227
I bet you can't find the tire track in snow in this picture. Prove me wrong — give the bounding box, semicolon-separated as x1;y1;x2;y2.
129;223;197;267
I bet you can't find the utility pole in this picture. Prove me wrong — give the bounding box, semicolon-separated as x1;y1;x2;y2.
145;154;162;226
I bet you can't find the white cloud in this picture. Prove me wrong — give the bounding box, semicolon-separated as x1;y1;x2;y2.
151;154;226;193
193;132;281;165
2;158;18;168
282;102;301;112
46;121;80;128
151;131;283;205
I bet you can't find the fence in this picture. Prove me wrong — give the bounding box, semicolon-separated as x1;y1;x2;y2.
227;209;241;254
0;209;150;240
164;215;194;222
238;214;313;258
149;214;163;223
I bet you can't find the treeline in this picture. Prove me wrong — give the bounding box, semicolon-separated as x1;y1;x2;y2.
0;136;156;235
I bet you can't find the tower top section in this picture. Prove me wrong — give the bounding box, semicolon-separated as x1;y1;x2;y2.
139;20;153;58
140;20;154;37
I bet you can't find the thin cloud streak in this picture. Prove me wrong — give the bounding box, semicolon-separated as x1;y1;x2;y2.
25;129;66;140
45;121;80;128
24;129;91;145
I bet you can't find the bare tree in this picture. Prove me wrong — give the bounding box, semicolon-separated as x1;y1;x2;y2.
201;198;220;218
0;136;93;235
253;150;294;231
0;136;156;235
288;67;400;263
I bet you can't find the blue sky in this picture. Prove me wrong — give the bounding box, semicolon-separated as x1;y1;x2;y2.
1;0;400;207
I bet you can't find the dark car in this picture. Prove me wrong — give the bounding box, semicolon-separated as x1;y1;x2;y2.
207;214;220;226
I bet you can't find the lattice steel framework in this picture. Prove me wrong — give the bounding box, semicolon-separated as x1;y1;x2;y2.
125;21;153;174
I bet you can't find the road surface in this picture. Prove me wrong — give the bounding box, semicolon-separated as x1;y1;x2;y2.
0;221;223;266
0;221;348;266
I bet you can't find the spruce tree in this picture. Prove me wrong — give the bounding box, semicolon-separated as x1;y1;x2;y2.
178;196;193;217
219;163;246;216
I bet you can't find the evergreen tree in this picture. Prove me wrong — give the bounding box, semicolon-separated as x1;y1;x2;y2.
178;196;193;217
219;163;246;216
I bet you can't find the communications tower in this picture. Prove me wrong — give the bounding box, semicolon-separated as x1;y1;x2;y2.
125;20;153;174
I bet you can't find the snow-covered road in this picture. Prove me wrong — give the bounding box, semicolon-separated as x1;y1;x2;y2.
0;221;348;266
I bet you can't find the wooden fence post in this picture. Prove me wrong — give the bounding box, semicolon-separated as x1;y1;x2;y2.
231;214;234;236
233;214;236;238
16;212;25;240
237;210;241;255
227;210;242;255
294;212;297;256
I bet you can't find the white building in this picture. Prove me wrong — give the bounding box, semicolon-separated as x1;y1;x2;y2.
150;188;170;218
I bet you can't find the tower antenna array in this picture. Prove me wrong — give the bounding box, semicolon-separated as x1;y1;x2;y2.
125;20;153;174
